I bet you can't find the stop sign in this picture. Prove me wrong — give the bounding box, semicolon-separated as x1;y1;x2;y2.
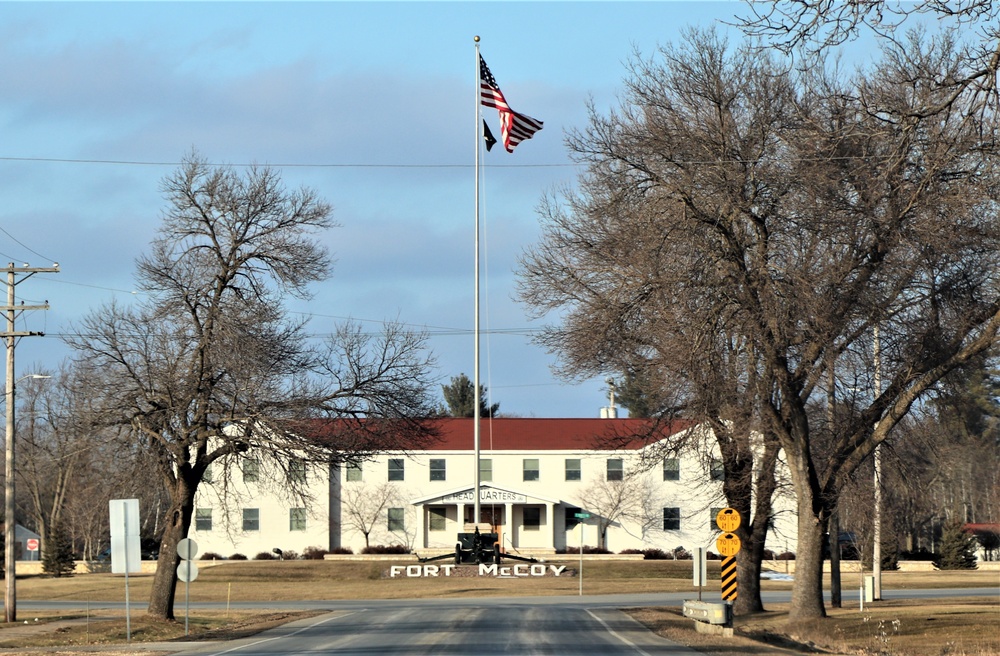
26;538;39;551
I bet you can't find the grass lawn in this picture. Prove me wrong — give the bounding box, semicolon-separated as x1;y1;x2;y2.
0;559;996;655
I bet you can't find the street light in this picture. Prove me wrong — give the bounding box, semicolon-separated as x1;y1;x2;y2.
4;373;50;623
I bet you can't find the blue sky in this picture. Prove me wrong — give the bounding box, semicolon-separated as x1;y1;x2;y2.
0;1;762;417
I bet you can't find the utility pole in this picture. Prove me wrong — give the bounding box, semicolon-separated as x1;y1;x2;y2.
3;262;58;623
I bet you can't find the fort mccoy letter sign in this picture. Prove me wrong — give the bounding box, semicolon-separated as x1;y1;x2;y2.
387;563;571;578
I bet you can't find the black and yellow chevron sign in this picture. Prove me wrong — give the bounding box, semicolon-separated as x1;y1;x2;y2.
720;555;738;601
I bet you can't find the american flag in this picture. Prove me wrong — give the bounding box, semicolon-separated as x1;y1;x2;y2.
479;55;543;153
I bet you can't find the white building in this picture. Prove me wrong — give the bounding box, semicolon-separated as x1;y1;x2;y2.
189;418;796;558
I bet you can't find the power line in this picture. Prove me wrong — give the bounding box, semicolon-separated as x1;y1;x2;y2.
0;155;573;169
0;226;57;264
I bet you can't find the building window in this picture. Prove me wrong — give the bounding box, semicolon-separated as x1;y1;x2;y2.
710;507;725;531
388;507;405;532
242;458;260;483
663;507;680;531
345;462;362;482
565;507;582;529
480;458;493;483
430;459;446;481
289;458;307;483
290;508;307;531
565;458;581;481
607;458;624;481
710;458;725;481
388;459;404;481
195;508;212;531
242;508;260;532
523;507;541;531
203;464;213;483
523;458;540;482
663;458;680;481
429;507;447;531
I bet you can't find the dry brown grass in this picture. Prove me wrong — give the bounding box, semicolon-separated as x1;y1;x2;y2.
0;609;325;655
628;597;1000;656
3;560;998;655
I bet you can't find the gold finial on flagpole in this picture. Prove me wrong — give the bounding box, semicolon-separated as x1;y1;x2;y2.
474;35;480;42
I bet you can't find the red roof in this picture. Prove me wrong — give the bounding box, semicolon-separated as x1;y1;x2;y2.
421;417;693;451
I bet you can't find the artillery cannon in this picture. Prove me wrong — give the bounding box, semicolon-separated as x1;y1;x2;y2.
416;526;538;565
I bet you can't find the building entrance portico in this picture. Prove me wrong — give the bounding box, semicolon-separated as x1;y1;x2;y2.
412;484;564;553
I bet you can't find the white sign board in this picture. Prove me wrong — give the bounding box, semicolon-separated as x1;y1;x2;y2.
109;499;141;574
177;560;199;583
177;538;199;561
693;547;707;587
440;488;527;504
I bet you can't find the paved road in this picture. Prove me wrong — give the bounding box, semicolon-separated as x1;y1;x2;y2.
16;586;1000;613
168;604;703;656
13;588;998;656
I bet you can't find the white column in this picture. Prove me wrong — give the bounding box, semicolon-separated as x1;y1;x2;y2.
504;503;514;552
546;502;555;550
457;503;467;530
415;504;426;549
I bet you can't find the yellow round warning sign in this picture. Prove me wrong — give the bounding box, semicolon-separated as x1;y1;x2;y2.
716;507;742;532
716;532;742;556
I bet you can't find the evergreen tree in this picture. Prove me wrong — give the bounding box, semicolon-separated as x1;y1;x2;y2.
41;523;77;578
441;374;499;418
937;520;978;570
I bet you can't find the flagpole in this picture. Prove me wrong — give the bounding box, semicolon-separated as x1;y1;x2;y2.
473;35;482;526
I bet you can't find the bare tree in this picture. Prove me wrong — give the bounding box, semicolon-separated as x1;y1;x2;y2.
518;27;1000;621
340;481;408;549
737;0;1000;114
576;472;658;550
67;153;437;620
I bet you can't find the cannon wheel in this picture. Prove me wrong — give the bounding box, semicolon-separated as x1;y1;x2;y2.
455;543;462;566
494;542;502;564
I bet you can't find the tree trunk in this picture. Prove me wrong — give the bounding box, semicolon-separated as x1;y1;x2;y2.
829;509;841;608
789;496;828;621
147;479;195;620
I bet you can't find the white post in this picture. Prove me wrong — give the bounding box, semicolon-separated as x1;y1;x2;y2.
472;36;482;525
578;521;584;596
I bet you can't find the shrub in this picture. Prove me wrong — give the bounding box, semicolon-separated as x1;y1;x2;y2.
899;548;936;561
777;551;796;560
562;545;611;554
618;548;669;559
281;550;299;561
706;551;722;560
361;544;410;554
228;553;247;561
328;546;354;555
253;551;276;560
200;552;224;561
302;546;328;560
762;549;776;560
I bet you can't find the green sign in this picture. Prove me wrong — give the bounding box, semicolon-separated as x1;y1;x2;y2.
574;512;591;519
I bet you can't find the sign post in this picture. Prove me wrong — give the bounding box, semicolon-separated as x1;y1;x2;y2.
109;499;140;642
574;512;590;596
177;538;199;636
715;508;742;603
693;547;707;600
